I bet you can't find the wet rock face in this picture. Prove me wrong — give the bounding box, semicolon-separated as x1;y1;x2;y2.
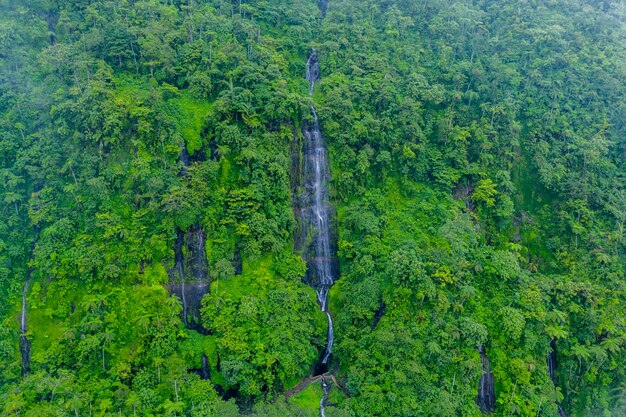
174;230;184;278
186;225;208;281
477;346;496;413
166;281;211;331
201;354;210;380
306;49;321;95
372;301;386;330
179;146;190;170
168;224;210;331
548;339;557;383
20;335;30;376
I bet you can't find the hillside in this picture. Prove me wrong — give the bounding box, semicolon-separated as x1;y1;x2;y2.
0;1;624;416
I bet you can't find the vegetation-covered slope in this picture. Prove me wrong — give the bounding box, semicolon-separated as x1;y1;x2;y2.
0;0;624;416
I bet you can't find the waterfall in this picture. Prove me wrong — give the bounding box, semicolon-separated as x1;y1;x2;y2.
547;340;557;383
301;48;338;369
322;311;334;364
201;353;210;380
306;49;321;96
20;279;31;375
301;7;336;413
179;145;190;175
547;339;569;417
192;227;208;280
168;225;210;331
476;346;496;413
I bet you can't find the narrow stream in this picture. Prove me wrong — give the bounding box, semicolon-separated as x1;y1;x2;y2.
320;378;331;417
20;278;31;375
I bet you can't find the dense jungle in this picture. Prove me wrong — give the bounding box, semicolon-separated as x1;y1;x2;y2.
0;0;624;416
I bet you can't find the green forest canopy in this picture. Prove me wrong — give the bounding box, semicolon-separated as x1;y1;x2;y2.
0;0;624;416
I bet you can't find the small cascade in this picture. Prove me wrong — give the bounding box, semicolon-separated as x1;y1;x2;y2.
20;279;31;375
232;244;243;275
476;346;496;413
167;225;210;331
547;339;568;417
372;301;386;330
179;145;190;172
201;354;210;380
319;378;331;417
188;225;209;280
306;49;321;96
321;311;334;364
547;339;557;383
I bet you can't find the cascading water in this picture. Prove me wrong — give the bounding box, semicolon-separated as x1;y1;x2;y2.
547;340;557;383
201;353;210;380
20;279;31;375
319;377;331;417
301;48;338;370
476;346;496;413
306;49;321;96
547;339;568;417
168;223;210;331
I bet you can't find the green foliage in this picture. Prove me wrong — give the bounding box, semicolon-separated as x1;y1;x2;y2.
202;260;323;398
0;0;624;416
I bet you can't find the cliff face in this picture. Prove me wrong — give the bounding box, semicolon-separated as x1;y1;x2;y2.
167;225;210;331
